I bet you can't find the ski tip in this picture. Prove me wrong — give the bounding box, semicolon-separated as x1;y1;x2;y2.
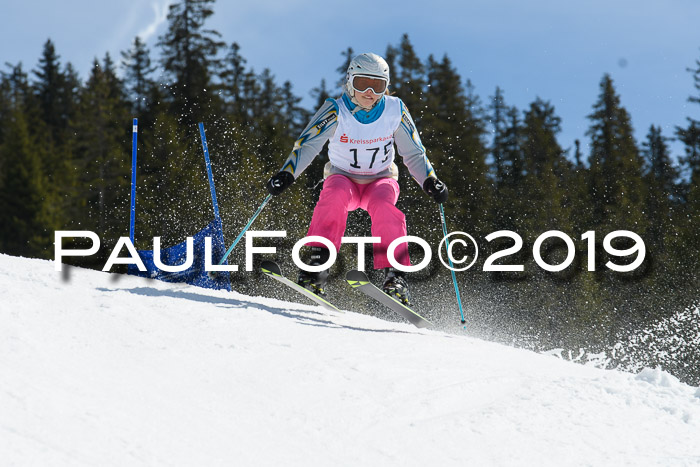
346;270;369;282
260;260;282;277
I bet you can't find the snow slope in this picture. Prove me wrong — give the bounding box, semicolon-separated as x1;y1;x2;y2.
1;254;699;466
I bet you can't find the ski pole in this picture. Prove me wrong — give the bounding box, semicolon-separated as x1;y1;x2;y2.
129;118;138;244
217;194;273;266
438;203;466;324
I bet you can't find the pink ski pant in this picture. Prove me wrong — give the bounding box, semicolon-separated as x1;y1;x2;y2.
305;174;410;269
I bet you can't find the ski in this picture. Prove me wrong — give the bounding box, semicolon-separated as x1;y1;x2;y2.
346;270;432;328
260;260;341;313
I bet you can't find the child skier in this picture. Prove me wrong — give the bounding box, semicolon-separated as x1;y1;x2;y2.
266;52;448;305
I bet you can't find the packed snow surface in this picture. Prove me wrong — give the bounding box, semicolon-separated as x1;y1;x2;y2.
1;254;699;466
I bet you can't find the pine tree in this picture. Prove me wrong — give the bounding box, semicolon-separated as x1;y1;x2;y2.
422;54;490;233
121;36;157;116
258;68;281;120
503;108;525;186
335;47;354;94
62;62;81;124
585;74;646;232
1;62;65;257
281;80;306;138
310;78;330;108
676;52;700;204
220;41;247;119
72;55;131;262
488;87;509;184
641;125;678;254
33;39;69;141
464;79;494;231
241;68;261;122
506;106;527;214
32;40;82;229
668;119;700;292
676;120;700;196
32;40;80;144
643;125;677;197
249;68;289;170
522;98;565;176
520;98;573;235
389;35;426;121
669;51;700;292
0;64;35;174
573;139;583;168
488;90;525;232
157;0;225;125
583;75;650;334
565;140;591;236
384;44;397;79
0;105;52;257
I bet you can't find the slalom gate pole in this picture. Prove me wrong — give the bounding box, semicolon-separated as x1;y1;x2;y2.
129;118;138;244
439;203;466;324
218;194;273;266
198;123;223;226
198;123;232;285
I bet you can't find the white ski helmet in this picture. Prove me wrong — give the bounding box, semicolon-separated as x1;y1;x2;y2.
345;53;390;97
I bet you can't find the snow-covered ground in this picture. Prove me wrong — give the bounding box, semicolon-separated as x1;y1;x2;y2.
1;254;699;466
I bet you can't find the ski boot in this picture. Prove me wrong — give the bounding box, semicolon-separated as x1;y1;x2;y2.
382;267;411;306
297;246;330;297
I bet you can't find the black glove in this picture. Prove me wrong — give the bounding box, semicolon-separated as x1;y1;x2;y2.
266;171;295;196
423;177;448;204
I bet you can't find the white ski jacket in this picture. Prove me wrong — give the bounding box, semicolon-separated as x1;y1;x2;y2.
279;93;436;186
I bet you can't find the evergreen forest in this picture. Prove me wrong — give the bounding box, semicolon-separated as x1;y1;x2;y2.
1;0;698;383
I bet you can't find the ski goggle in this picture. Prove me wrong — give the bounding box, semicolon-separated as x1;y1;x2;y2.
351;75;388;95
